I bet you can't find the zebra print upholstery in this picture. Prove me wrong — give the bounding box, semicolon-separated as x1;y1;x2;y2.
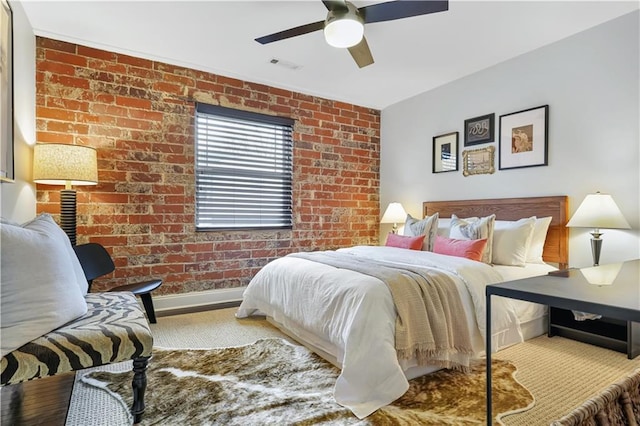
1;292;153;422
1;292;152;385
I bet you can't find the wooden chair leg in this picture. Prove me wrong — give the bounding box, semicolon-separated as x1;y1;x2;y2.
140;293;157;324
131;356;149;424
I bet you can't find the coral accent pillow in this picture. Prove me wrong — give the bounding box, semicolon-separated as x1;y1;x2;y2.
385;233;426;250
433;235;488;262
449;214;496;264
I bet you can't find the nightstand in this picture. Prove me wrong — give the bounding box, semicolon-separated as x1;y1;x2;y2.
546;264;640;359
485;260;640;425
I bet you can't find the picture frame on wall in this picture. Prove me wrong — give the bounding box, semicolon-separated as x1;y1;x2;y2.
463;146;495;177
499;105;549;170
464;113;494;146
432;131;458;173
0;0;14;182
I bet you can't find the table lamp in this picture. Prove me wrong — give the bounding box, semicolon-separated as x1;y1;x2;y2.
380;202;407;234
33;143;98;246
566;192;630;266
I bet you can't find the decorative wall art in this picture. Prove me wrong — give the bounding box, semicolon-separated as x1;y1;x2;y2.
0;0;13;182
432;132;458;173
464;113;494;146
463;146;495;177
499;105;549;170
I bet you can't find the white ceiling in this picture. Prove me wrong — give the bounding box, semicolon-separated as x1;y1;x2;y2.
20;0;639;110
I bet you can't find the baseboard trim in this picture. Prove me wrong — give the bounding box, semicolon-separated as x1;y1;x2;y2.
151;287;246;317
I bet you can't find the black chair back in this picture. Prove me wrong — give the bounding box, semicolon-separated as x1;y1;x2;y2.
73;243;116;289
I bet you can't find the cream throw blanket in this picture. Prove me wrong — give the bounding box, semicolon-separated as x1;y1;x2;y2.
289;251;474;371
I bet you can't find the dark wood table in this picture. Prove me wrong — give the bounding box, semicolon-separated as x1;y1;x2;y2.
1;372;75;425
485;259;640;425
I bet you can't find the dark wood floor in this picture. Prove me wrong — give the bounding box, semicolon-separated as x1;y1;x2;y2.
1;372;75;426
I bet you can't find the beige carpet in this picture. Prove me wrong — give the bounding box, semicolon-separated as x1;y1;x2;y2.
495;335;640;425
67;307;640;425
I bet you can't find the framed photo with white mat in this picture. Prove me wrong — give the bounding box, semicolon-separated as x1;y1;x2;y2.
499;105;549;170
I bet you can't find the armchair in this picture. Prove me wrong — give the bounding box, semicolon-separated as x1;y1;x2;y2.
73;243;162;323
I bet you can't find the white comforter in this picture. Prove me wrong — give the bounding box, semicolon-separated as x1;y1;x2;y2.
236;246;523;418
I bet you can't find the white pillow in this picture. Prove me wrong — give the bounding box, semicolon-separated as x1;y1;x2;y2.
403;213;439;251
492;217;536;266
1;214;88;357
436;217;452;237
449;214;496;264
526;216;553;264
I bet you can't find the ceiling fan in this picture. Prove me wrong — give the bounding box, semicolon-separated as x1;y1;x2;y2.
255;0;449;68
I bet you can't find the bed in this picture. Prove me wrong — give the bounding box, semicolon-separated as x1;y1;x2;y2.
236;196;569;418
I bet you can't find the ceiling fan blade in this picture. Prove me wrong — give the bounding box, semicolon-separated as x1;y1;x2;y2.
321;0;348;11
255;20;325;44
348;36;374;68
359;0;448;24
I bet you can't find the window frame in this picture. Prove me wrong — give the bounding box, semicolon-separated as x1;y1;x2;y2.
194;103;294;231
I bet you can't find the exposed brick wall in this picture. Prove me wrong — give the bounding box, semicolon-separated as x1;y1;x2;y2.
35;37;381;295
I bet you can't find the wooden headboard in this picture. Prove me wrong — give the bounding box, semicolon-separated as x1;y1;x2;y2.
423;196;569;269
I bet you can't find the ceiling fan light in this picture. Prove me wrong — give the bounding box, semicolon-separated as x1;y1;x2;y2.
324;17;364;48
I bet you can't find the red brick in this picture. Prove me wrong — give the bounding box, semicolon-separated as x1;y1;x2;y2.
45;50;87;67
313;111;334;121
92;103;128;117
243;99;270;110
35;35;381;296
117;54;153;68
37;106;76;121
116;117;154;130
38;61;77;76
129;109;163;121
37;38;76;52
195;80;224;92
35;131;74;144
116;96;152;110
46;121;89;135
216;75;244;88
164;72;195;87
269;87;293;97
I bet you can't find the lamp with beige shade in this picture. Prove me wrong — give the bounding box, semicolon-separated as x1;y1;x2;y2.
380;202;407;234
33;143;98;245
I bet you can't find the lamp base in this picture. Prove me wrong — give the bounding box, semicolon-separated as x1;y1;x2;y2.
590;232;603;267
60;189;77;246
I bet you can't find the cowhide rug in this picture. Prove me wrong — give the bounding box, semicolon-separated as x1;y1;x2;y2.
82;338;533;425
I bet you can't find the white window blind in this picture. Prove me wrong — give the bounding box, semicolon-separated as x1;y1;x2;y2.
195;104;294;230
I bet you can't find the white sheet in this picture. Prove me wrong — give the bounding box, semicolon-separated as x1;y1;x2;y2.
492;263;556;326
237;246;532;418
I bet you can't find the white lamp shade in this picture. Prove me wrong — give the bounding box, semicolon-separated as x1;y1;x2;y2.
33;143;98;186
566;192;630;229
324;18;364;48
381;202;407;224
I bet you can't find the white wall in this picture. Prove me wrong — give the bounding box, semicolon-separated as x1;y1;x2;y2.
0;1;36;223
381;11;640;268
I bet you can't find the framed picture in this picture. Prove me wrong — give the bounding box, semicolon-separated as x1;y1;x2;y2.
432;132;458;173
0;0;13;182
463;146;495;177
464;113;494;146
499;105;549;170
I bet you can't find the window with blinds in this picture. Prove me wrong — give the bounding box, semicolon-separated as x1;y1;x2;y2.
195;103;294;230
